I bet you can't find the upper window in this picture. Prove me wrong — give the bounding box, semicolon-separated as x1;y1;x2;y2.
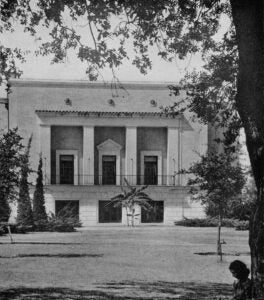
60;155;74;184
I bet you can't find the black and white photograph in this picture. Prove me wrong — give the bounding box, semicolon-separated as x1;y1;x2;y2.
0;1;262;299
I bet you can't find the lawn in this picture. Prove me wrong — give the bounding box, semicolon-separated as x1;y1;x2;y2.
0;226;250;299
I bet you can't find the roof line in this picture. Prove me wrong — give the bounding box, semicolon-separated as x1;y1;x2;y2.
10;79;180;90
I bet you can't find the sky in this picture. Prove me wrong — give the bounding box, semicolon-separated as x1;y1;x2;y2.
2;16;205;85
1;10;230;98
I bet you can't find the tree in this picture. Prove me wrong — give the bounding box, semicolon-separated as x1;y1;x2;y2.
0;128;24;222
109;178;152;226
32;154;47;223
2;0;264;296
16;135;34;226
188;152;245;258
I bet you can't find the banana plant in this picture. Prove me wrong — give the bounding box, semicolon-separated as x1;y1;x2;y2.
108;178;153;226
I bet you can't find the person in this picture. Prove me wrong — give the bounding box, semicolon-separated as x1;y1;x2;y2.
229;260;253;300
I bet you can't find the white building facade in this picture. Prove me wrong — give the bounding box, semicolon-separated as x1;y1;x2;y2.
1;79;207;226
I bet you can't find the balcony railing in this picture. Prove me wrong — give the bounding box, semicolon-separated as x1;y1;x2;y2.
46;174;194;186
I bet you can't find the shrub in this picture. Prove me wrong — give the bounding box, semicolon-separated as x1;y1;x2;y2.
33;155;48;223
175;218;218;227
205;198;254;221
0;224;5;236
34;219;49;232
16;136;34;226
46;213;77;232
34;202;81;232
55;203;81;228
2;223;34;234
174;217;249;230
235;220;249;231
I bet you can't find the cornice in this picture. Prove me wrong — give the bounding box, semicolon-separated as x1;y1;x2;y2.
35;110;182;119
9;79;179;90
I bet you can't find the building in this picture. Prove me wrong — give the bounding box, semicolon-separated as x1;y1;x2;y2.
1;79;207;226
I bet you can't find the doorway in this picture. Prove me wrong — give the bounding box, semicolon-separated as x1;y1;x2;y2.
144;156;158;185
102;155;116;185
60;155;74;184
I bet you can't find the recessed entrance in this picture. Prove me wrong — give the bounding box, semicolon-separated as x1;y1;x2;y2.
102;155;116;185
97;139;122;185
144;156;158;185
141;201;164;223
140;151;162;185
60;155;74;184
98;200;122;223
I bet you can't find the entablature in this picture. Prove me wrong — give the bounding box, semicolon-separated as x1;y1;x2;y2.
36;110;193;130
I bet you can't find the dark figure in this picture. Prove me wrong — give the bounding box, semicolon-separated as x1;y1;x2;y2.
229;260;253;300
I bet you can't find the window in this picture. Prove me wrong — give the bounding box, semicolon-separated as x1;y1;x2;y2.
56;150;78;185
141;201;164;223
98;200;122;223
55;200;79;220
60;155;74;184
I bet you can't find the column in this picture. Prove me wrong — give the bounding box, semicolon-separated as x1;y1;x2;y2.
125;127;137;185
167;127;179;185
40;125;51;185
83;126;94;185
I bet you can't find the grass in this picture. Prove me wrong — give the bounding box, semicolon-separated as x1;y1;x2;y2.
0;226;250;299
0;282;233;299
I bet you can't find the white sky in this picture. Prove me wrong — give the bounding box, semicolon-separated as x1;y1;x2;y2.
1;12;230;98
2;17;205;84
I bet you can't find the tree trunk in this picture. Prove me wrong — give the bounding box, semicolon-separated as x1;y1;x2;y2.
125;207;130;226
217;213;222;261
230;1;264;297
131;208;135;227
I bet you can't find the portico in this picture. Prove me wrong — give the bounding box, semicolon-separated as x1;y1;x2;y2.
37;111;190;187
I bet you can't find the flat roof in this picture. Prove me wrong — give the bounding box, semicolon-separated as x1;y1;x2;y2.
9;79;180;90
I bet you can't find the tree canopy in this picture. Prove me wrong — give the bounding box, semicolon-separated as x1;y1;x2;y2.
0;0;239;144
1;1;230;80
189;151;245;217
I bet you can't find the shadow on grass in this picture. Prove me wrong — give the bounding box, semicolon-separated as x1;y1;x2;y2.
194;252;250;256
0;253;103;258
0;281;233;299
0;242;89;245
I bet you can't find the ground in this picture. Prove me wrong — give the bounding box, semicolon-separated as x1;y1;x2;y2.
0;226;250;299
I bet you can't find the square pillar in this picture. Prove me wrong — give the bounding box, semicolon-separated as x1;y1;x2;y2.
40;125;51;185
83;126;94;185
125;127;137;185
167;127;179;185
